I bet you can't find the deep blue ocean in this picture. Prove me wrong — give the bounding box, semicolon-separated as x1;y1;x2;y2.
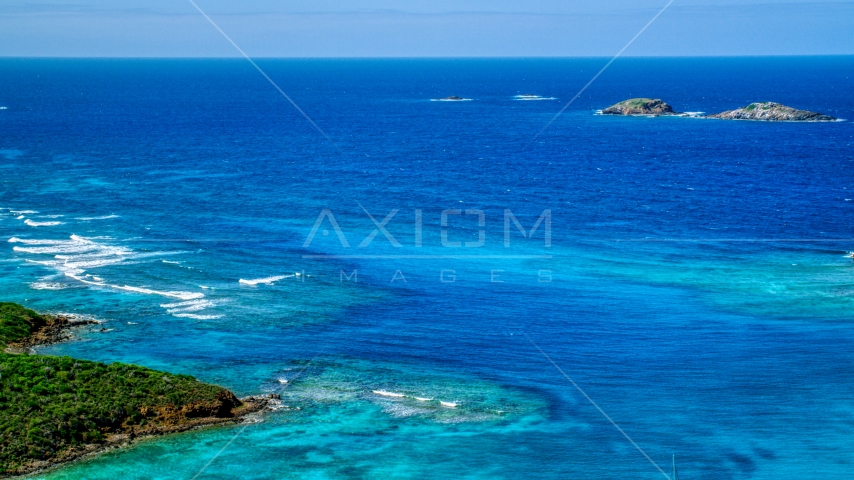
1;57;853;479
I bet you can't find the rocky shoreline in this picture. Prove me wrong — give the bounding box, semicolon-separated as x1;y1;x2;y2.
600;98;679;116
3;313;100;353
706;102;837;121
599;98;838;122
8;394;279;478
0;304;284;478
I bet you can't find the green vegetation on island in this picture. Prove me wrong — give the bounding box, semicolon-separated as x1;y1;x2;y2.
600;98;679;116
0;302;48;346
0;302;267;477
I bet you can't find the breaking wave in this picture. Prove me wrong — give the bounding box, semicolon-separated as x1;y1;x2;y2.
10;234;216;318
239;275;294;286
24;219;64;227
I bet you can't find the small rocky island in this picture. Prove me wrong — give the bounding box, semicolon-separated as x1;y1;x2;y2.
706;102;836;121
0;302;274;477
434;96;472;102
601;98;680;116
601;98;837;122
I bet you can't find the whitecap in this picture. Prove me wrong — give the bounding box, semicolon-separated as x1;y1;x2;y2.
30;281;71;290
10;237;70;245
24;219;64;227
62;257;127;270
239;275;293;286
513;94;557;101
113;285;205;300
10;210;38;215
372;390;406;398
414;396;434;402
160;299;214;313
440;401;458;408
14;235;209;313
55;251;128;261
171;313;223;320
133;251;190;259
15;244;99;255
75;215;119;221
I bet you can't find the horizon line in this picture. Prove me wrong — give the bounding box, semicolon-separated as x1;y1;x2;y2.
1;54;853;60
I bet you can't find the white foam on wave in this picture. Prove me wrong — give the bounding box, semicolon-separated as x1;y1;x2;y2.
14;234;215;318
414;396;434;402
239;275;293;286
10;237;69;245
134;251;189;259
160;299;214;313
30;281;72;290
373;390;406;398
24;219;63;227
513;94;557;101
62;257;127;270
10;210;38;215
114;285;204;300
15;243;99;255
76;215;119;221
55;251;127;261
171;313;223;320
440;401;458;408
59;271;206;304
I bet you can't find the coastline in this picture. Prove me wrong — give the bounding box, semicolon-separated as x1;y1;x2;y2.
0;304;279;478
7;396;274;479
3;313;101;354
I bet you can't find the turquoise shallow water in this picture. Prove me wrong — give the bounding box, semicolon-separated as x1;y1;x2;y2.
1;57;853;479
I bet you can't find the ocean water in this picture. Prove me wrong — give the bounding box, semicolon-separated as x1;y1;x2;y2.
1;57;853;479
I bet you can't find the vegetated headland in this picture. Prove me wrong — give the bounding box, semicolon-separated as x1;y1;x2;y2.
0;302;275;477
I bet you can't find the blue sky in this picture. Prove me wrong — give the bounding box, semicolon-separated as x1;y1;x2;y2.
1;0;852;56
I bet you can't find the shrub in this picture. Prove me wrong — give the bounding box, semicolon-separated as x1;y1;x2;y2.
0;303;47;346
0;353;233;474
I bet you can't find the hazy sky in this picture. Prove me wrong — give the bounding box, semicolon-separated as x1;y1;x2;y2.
1;0;852;56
